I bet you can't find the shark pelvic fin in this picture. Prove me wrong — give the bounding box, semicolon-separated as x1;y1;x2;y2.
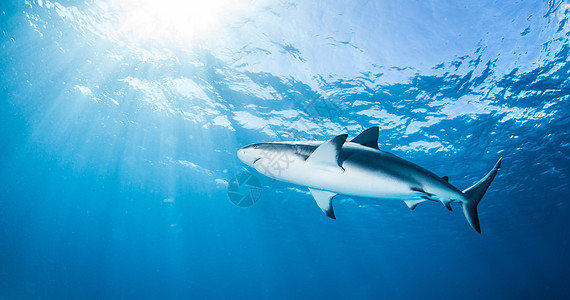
306;133;347;173
443;201;453;211
461;157;502;233
309;188;337;219
404;199;427;210
350;127;379;149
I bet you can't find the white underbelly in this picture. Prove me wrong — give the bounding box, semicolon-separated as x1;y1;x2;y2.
281;164;413;199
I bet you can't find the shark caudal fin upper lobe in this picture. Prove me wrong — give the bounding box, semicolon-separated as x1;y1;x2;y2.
461;158;502;233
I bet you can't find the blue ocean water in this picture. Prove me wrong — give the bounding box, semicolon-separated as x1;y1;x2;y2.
1;0;569;299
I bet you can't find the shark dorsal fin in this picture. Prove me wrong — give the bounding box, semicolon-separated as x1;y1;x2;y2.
442;176;449;182
306;134;347;173
350;127;379;149
309;188;337;219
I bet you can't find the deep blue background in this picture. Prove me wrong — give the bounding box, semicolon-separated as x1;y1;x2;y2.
1;0;569;299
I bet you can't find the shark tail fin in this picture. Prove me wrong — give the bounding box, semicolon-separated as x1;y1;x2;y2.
460;158;502;234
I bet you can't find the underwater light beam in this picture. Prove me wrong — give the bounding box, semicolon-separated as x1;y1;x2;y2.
109;0;247;44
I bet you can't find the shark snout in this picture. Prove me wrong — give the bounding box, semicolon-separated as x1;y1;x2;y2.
237;146;258;167
237;148;248;163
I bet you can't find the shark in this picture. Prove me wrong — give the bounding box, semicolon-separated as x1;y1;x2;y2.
237;127;501;233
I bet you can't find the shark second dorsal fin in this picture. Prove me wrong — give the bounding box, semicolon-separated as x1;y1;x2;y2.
309;188;337;219
306;133;347;173
350;127;379;149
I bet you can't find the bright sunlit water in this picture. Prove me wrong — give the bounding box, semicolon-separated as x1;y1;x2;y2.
1;0;569;299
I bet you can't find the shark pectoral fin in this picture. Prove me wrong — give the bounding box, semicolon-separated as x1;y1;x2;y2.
350;127;379;149
306;133;347;173
404;199;427;210
309;188;337;219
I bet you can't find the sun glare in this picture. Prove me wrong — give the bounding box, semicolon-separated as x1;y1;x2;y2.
109;0;248;45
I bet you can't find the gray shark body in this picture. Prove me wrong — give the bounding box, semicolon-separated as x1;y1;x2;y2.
238;127;501;233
